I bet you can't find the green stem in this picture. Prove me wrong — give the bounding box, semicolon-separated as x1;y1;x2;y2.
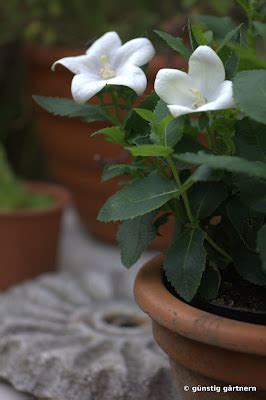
111;89;121;125
166;155;195;225
206;234;232;262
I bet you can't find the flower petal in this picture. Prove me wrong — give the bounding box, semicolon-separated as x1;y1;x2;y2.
52;54;101;77
71;74;106;104
154;69;195;107
168;105;195;118
106;65;147;95
197;80;235;112
113;38;155;68
188;46;225;96
86;31;122;57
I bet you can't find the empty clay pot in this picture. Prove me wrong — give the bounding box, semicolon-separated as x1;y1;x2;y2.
25;44;184;249
134;255;266;399
0;182;70;290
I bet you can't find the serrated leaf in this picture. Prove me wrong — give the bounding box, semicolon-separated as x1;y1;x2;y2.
126;144;173;157
175;151;266;180
92;126;125;144
117;212;157;269
155;30;191;60
190;182;227;220
165;228;207;301
217;24;243;53
235;118;266;162
194;15;236;38
98;173;178;221
257;225;266;273
235;176;266;214
198;264;221;300
185;165;216;185
154;99;170;121
233;70;266;124
165;118;184;148
134;108;157;124
33;96;109;122
101;164;146;182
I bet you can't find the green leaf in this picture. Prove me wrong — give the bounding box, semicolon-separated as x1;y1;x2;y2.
235;176;266;214
134;108;157;124
198;264;221;301
165;228;207;301
217;24;243;53
92;126;125;144
229;44;266;71
154;99;170;121
231;244;266;286
194;15;236;38
33;96;109;122
165;118;184;148
185;165;216;185
126;144;173;157
101;164;146;182
253;21;266;40
235;118;266;162
227;197;263;250
117;212;157;268
257;225;266;273
233;70;266;124
154;30;191;60
190;182;227;220
175;151;266;180
191;24;211;45
98;173;178;221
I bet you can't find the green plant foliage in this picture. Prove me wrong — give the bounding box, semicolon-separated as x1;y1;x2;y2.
165;228;206;301
126;144;173;157
33;96;109;122
117;212;157;268
233;70;266;124
198;264;221;300
98;173;178;221
189;182;227;220
154;30;191;60
194;15;236;38
175;151;266;180
257;225;266;272
93;127;125;145
235;118;266;162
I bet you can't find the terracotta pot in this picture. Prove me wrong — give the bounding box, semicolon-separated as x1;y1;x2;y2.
25;44;185;249
0;182;70;290
134;255;266;399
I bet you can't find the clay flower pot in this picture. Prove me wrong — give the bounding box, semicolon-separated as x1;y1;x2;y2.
0;182;70;290
134;255;266;400
25;44;185;249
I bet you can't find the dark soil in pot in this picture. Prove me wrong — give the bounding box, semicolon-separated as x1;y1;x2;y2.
164;266;266;325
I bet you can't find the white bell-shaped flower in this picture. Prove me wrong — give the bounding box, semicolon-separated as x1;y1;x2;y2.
154;45;235;118
52;31;155;104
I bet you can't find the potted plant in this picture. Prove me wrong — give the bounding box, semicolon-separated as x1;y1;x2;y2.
35;0;266;396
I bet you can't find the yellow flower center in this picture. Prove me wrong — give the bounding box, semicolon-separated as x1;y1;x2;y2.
99;54;116;80
191;89;207;109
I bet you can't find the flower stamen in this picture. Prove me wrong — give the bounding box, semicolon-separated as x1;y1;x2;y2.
191;89;207;109
99;54;116;80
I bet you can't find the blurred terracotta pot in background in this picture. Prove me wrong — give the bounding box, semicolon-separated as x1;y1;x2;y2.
0;182;69;290
134;255;266;400
25;44;185;249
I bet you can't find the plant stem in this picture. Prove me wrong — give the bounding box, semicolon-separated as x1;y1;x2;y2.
206;234;232;262
166;155;195;225
111;89;121;125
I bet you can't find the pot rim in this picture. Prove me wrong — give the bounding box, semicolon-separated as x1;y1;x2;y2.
134;254;266;356
0;181;71;218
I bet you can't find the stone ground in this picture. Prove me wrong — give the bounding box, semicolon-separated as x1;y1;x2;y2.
0;208;162;399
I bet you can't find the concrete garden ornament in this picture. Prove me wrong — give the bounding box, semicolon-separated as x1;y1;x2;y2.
52;31;155;103
35;2;266;397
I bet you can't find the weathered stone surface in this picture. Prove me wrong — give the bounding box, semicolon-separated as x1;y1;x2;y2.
0;265;176;399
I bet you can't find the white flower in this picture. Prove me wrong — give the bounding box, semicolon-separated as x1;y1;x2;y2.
52;31;155;104
154;45;235;118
